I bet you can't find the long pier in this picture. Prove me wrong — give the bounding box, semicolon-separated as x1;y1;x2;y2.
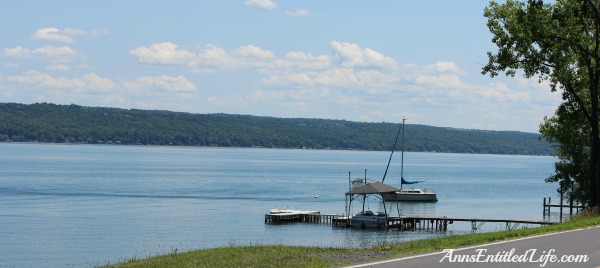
265;212;553;232
388;216;553;233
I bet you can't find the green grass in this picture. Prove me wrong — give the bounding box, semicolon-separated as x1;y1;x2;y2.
103;212;600;268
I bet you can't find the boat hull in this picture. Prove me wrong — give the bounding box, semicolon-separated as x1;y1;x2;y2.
350;218;386;228
382;191;438;202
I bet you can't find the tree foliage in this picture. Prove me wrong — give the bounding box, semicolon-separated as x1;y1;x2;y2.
483;0;600;207
540;104;590;203
0;102;552;155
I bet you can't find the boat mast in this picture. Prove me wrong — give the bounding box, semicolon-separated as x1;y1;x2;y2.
400;119;405;190
381;121;403;183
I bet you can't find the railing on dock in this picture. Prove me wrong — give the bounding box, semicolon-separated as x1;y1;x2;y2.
265;212;347;225
388;216;450;231
388;216;553;233
543;196;584;222
265;213;552;233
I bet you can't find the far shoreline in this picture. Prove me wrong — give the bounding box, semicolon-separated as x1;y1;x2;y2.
0;141;555;157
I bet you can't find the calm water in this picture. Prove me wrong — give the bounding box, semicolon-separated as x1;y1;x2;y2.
0;143;559;267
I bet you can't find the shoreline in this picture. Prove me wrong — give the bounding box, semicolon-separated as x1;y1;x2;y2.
102;213;600;268
0;141;554;157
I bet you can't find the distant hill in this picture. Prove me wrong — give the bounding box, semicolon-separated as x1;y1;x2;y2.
0;102;554;155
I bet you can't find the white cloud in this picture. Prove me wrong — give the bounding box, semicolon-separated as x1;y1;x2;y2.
287;87;331;101
6;71;195;96
284;9;310;17
195;44;238;71
245;0;277;10
31;27;109;43
283;51;327;62
3;45;79;62
7;71;116;91
330;41;397;69
63;28;109;36
262;69;347;87
479;81;531;101
275;52;331;70
232;45;274;59
32;28;72;43
124;40;561;132
80;73;117;90
256;42;400;89
33;45;78;57
133;41;398;74
4;46;31;58
250;89;286;103
123;75;197;92
415;74;466;88
128;41;535;111
129;42;195;65
335;95;363;105
130;42;278;72
311;68;357;87
355;69;400;88
249;87;333;111
207;94;247;107
424;61;465;74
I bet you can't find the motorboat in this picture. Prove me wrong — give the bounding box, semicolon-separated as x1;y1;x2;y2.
350;210;387;228
269;207;296;214
266;207;321;224
268;207;320;215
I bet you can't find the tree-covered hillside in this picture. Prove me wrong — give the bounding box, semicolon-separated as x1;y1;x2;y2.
0;102;554;155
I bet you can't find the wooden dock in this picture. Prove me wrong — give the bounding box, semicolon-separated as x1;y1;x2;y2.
543;196;583;221
387;216;554;233
264;212;347;225
265;212;553;233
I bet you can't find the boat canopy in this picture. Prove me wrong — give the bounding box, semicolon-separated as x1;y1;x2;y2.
401;178;419;185
346;181;399;195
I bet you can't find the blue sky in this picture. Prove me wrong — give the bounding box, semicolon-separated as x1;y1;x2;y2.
0;1;561;132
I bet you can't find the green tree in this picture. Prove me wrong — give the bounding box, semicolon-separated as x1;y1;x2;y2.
483;0;600;207
540;103;590;203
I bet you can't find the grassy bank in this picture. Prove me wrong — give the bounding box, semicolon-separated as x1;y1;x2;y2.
104;213;600;268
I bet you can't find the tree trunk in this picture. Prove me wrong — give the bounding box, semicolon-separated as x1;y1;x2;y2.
590;65;600;208
590;131;600;207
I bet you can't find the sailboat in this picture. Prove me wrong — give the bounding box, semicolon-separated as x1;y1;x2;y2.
381;119;438;202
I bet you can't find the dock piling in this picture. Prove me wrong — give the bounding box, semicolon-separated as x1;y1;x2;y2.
265;212;347;225
542;196;583;221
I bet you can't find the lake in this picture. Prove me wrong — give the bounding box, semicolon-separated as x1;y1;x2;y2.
0;143;559;267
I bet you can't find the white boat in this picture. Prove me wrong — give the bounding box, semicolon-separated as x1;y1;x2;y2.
350;210;387;228
381;119;438;202
383;186;438;202
269;208;296;214
268;207;320;215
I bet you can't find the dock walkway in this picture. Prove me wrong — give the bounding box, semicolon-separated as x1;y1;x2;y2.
543;196;583;221
265;212;553;232
388;216;553;233
264;211;348;226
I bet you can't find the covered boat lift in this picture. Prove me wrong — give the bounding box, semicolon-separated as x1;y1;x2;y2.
345;180;401;228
